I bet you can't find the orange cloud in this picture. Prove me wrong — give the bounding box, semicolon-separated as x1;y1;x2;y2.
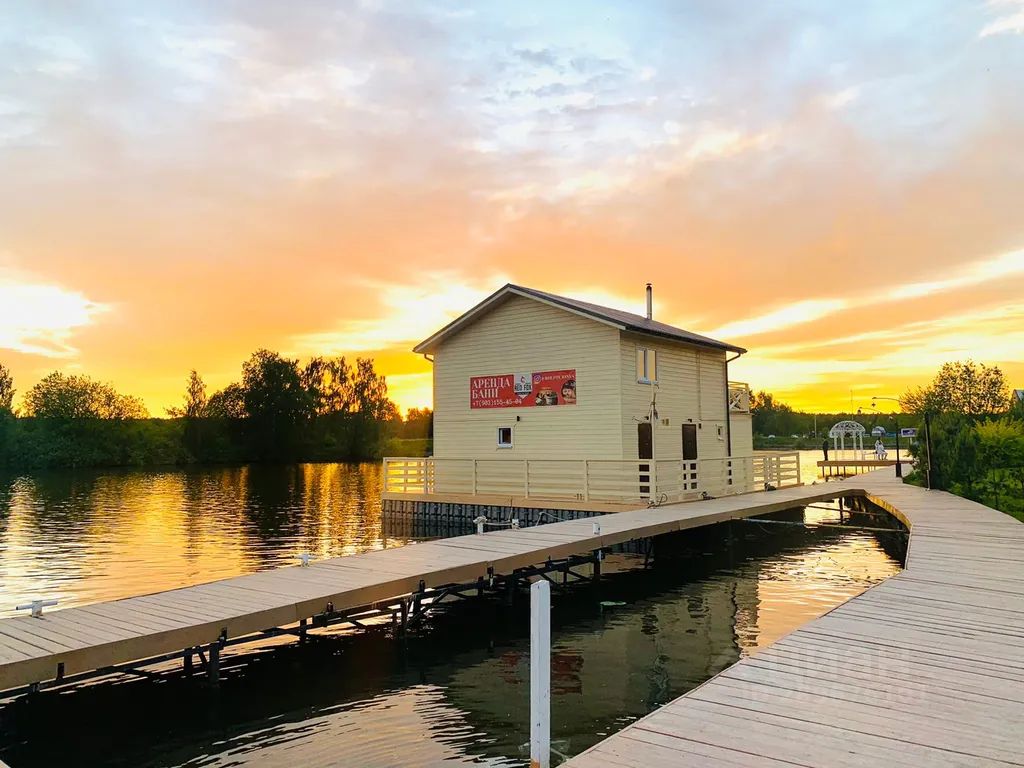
0;2;1022;417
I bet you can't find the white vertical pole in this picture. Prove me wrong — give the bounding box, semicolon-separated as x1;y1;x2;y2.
530;579;551;768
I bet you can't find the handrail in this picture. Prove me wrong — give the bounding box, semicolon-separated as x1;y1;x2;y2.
727;381;751;413
383;451;801;503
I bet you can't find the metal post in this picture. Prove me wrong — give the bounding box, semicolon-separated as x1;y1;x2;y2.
530;579;551;768
894;419;903;478
924;411;933;490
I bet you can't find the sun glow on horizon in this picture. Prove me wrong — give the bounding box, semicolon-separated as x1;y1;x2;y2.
0;275;108;358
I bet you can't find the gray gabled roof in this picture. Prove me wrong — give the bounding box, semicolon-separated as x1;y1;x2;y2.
413;283;746;355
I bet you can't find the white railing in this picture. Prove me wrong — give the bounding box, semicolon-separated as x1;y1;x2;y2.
728;381;751;413
753;451;801;490
383;451;800;505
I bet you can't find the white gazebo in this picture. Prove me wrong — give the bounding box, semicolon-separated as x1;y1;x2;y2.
828;420;866;460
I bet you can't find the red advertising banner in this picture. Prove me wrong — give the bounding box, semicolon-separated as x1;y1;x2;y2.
470;369;577;409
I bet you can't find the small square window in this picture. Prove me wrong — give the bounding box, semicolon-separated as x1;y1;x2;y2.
497;426;513;448
636;347;657;383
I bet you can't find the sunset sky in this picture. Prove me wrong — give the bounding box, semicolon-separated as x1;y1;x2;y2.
1;1;1022;416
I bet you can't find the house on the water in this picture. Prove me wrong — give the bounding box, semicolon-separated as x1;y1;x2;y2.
383;284;798;515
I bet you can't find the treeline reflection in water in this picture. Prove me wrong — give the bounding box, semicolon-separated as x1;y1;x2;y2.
0;464;905;767
0;463;403;612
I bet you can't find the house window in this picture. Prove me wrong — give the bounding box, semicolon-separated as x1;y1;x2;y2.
497;426;513;448
636;347;657;383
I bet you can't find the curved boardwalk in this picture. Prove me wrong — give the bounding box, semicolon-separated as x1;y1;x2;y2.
0;481;845;693
566;471;1024;767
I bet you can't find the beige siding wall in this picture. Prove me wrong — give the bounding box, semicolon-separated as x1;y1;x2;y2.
730;413;753;456
618;333;732;461
432;295;623;459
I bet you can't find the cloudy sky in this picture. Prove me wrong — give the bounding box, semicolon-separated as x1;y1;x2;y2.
1;0;1023;414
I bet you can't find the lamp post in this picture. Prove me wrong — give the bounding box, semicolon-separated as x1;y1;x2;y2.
871;397;902;478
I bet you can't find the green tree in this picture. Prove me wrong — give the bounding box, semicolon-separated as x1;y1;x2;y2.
906;412;980;495
22;373;148;419
167;370;208;418
352;357;398;420
206;383;246;419
302;356;354;415
398;407;433;439
167;370;209;459
975;417;1024;507
0;362;14;414
242;349;311;458
901;361;1009;415
750;390;796;436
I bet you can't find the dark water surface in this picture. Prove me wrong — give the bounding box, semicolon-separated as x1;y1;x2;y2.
0;463;905;767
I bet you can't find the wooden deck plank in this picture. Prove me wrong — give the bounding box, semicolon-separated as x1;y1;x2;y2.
564;471;1024;767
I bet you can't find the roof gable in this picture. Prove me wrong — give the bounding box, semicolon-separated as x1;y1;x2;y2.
413;283;745;355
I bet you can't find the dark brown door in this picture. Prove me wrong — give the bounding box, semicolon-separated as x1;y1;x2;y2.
682;423;698;461
637;422;653;460
638;422;653;494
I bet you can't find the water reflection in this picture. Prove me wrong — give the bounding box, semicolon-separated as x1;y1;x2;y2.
0;463;401;613
0;476;904;767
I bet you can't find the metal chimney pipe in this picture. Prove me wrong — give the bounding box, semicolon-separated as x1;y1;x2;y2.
645;283;653;320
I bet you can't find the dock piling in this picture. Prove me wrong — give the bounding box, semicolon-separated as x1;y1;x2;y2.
206;643;219;684
530;579;551;768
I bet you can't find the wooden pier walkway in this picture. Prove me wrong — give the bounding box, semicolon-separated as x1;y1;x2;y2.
566;471;1024;767
0;481;848;693
818;458;913;478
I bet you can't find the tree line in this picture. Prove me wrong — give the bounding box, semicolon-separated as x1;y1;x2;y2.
752;361;1021;519
0;351;432;469
899;361;1022;520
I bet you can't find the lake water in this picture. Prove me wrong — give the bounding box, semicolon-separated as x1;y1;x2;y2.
0;462;905;767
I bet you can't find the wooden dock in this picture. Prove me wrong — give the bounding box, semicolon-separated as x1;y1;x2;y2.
818;458;913;477
2;470;1020;768
565;470;1024;767
0;481;848;694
